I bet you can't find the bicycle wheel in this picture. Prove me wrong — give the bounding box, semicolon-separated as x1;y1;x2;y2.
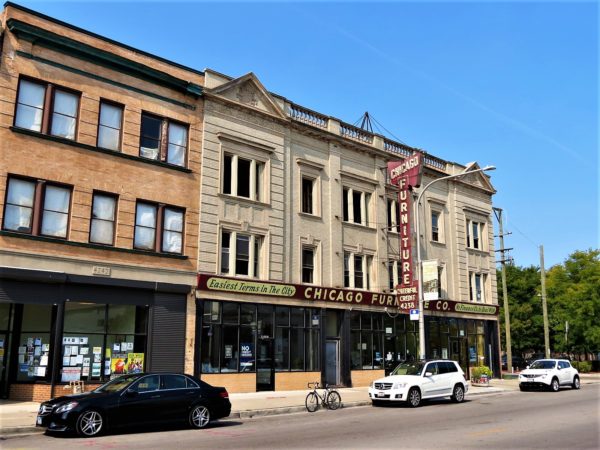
305;392;319;412
327;390;342;410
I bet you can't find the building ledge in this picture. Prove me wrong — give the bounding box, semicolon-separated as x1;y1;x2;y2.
0;230;189;260
10;127;193;174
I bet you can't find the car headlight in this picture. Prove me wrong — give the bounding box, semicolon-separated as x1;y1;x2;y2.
55;401;79;413
393;383;407;389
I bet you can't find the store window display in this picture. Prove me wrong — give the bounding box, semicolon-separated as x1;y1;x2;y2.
62;303;147;383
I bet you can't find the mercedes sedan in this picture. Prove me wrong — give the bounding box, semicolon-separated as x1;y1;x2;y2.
36;373;231;437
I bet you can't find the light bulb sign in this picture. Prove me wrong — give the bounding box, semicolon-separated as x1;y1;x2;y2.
388;152;423;311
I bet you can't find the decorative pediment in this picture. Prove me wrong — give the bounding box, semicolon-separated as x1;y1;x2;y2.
206;72;287;120
460;162;496;193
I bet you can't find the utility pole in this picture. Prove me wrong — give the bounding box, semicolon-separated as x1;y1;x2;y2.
493;208;513;372
539;245;550;358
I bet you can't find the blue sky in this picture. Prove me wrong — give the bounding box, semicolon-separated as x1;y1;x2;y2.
17;1;598;268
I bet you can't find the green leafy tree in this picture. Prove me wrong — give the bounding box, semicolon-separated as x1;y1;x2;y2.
498;264;544;356
546;249;600;356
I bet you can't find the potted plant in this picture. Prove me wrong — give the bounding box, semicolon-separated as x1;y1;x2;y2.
471;365;493;385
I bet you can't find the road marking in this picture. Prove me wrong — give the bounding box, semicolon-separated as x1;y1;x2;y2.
468;427;507;437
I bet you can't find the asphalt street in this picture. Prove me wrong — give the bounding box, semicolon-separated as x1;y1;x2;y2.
2;388;599;449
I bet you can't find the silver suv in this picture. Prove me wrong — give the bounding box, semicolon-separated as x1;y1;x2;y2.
368;360;469;407
519;359;580;391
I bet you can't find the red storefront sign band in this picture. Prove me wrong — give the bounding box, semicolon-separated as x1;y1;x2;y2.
196;274;499;316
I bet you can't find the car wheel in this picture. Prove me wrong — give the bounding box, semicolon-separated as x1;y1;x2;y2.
372;400;384;407
572;376;581;390
550;377;560;392
408;387;421;407
76;410;104;437
189;405;211;429
451;384;465;403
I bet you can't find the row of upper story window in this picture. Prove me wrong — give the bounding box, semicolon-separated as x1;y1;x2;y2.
386;198;488;251
2;175;185;255
219;229;489;301
12;77;190;168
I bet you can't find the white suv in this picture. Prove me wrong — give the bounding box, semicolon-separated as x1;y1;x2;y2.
368;360;469;407
519;359;580;392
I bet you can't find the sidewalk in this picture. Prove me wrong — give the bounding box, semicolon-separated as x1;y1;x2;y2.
1;374;598;438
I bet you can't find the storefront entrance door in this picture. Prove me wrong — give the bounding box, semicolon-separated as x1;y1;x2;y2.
450;338;468;373
325;339;339;386
256;337;274;391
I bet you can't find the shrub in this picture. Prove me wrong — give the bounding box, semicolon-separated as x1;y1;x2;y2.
572;361;591;373
471;365;493;379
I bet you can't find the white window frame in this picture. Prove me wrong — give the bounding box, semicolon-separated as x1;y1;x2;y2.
388;260;400;292
220;229;264;278
344;251;373;290
219;134;272;204
466;218;486;251
387;198;398;232
469;271;486;303
343;187;371;227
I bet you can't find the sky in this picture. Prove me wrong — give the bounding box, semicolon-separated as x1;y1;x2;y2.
15;0;599;268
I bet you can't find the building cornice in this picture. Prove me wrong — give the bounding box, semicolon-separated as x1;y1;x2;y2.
6;18;202;97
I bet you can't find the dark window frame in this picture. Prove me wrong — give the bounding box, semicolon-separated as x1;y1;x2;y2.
139;112;189;168
14;76;81;141
133;200;185;254
96;99;124;151
89;190;118;246
3;175;73;239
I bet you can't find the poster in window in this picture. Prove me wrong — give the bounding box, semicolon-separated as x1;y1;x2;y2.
18;346;26;355
62;356;70;366
111;356;127;375
127;353;144;373
93;346;102;354
83;358;90;367
225;345;233;359
35;366;46;377
80;347;89;355
40;355;48;366
80;337;88;345
34;338;42;346
82;366;90;377
34;346;41;356
42;344;50;352
61;367;81;382
71;346;79;356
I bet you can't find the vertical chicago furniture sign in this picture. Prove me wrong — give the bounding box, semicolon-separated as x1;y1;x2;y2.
388;153;423;311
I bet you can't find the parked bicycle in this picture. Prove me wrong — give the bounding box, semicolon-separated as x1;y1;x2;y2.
305;381;342;412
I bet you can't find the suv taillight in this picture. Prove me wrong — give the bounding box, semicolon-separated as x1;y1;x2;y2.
219;390;229;399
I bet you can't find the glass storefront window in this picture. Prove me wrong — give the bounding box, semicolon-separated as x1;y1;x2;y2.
62;303;147;383
275;328;289;370
290;329;304;370
201;301;320;373
222;303;239;324
108;304;139;334
201;325;220;373
16;304;53;382
276;306;289;327
222;325;239;372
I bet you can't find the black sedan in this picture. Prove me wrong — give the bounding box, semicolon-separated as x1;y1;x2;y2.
36;373;231;437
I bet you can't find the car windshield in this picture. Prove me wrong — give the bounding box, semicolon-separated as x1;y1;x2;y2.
529;360;556;370
93;374;141;393
391;362;425;376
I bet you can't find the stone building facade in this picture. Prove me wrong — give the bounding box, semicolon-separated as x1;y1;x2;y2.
195;70;499;392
